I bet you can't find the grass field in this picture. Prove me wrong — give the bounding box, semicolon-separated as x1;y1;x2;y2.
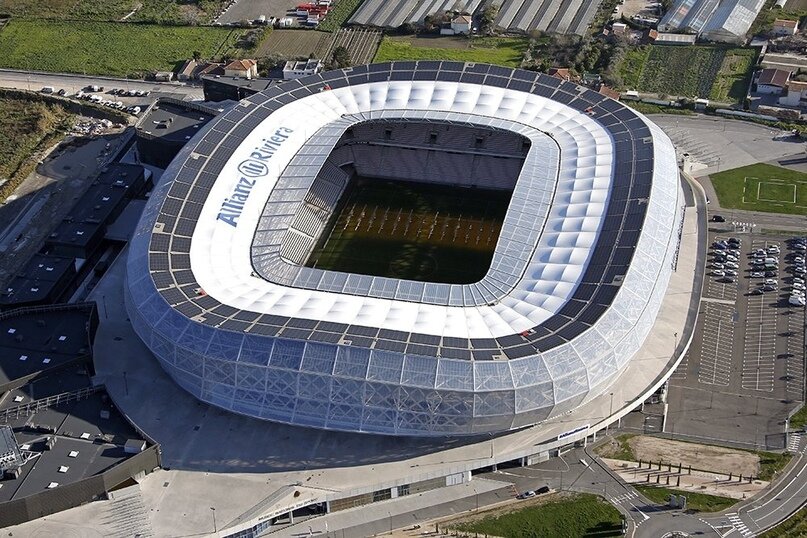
618;45;756;103
307;178;511;284
710;163;807;216
0;94;73;199
374;36;528;68
0;0;229;24
791;405;807;430
635;486;737;512
0;20;244;77
453;493;623;538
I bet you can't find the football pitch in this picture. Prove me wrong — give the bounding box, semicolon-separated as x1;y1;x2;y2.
306;178;512;284
709;163;807;216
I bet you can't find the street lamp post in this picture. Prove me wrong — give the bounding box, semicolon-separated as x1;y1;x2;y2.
606;392;614;434
210;507;217;533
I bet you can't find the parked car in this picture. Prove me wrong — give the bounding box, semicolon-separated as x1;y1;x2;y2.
518;491;536;499
750;271;764;278
712;215;725;222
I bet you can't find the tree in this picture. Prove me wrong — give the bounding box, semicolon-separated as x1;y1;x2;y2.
192;50;202;61
480;4;500;35
331;46;351;69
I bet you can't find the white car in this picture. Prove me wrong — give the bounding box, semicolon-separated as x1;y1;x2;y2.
767;246;780;254
725;262;739;269
750;271;764;278
790;295;806;306
764;278;778;286
794;282;805;290
713;270;725;277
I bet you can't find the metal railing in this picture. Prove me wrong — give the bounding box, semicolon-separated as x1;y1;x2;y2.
0;385;102;423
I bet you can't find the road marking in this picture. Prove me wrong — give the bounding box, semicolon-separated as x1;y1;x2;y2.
727;513;753;537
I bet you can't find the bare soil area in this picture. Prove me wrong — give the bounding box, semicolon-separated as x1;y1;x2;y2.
626;436;760;477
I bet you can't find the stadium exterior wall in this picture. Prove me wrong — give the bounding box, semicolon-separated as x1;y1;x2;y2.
124;63;683;436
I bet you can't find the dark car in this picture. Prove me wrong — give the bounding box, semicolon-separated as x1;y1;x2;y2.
712;215;726;222
718;277;735;284
536;486;550;494
765;271;777;278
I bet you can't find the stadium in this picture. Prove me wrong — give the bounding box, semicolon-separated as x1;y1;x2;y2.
124;61;683;436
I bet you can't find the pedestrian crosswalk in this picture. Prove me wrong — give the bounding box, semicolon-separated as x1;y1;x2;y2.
787;432;803;453
727;513;753;537
611;491;639;504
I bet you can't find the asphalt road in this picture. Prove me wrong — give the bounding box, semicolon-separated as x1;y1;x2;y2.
0;68;203;100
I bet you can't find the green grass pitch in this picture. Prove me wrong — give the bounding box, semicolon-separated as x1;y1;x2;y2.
709;163;807;216
306;178;512;284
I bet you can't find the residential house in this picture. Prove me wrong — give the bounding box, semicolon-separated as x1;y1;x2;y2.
451;14;472;34
771;18;798;36
224;59;258;80
779;79;807;107
757;68;791;94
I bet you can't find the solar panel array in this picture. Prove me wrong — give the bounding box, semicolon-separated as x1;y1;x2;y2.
125;62;682;435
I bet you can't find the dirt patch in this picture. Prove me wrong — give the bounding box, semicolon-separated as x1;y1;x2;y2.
627;436;759;477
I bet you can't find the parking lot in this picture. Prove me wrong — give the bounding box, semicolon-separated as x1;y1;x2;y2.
666;229;806;450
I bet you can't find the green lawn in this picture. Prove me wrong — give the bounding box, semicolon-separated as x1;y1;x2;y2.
0;20;244;77
756;450;792;481
710;163;807;216
374;36;528;68
791;405;807;430
453;493;624;538
617;45;756;103
635;486;737;513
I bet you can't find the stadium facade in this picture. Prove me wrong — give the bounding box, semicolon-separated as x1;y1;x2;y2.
125;62;683;436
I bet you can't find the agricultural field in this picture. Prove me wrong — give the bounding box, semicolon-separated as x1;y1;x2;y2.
451;493;623;538
634;486;737;513
256;28;381;66
710;163;807;217
374;36;529;68
618;45;757;103
0;20;245;77
0;94;73;199
317;0;364;32
0;0;229;24
256;29;332;60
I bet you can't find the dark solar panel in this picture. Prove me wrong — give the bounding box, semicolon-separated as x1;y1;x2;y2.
378;329;409;341
409;333;441;345
504;345;536;359
406;343;438;357
459;73;485;85
286;318;318;329
220;319;251;332
441;347;471;360
281;328;313;340
308;331;342;344
442;336;468;349
347;325;378;337
375;339;406;352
